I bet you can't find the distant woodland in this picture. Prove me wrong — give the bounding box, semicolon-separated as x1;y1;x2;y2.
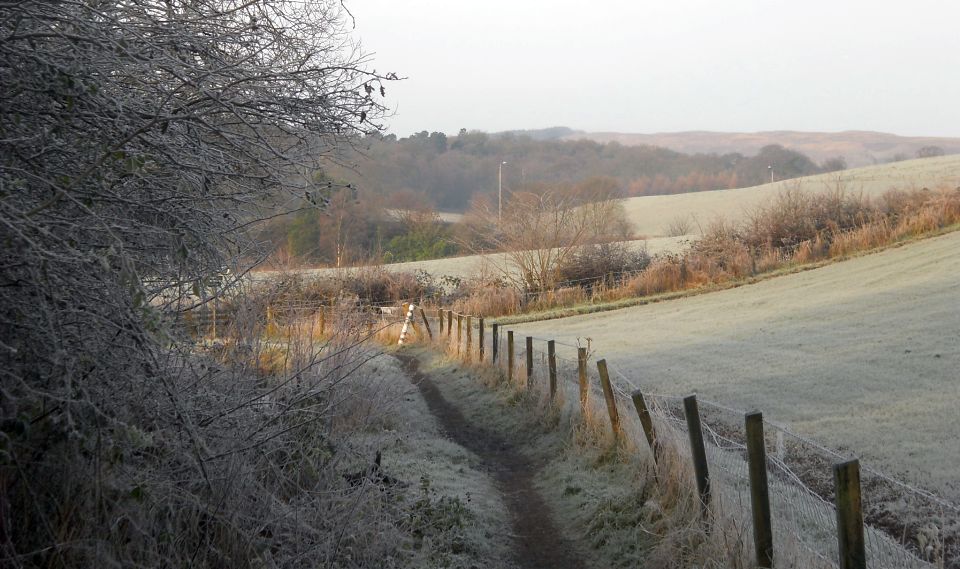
260;130;848;266
326;129;842;211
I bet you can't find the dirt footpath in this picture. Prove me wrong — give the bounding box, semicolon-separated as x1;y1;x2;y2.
397;353;586;569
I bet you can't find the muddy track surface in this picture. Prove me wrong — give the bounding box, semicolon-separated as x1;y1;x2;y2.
397;354;586;569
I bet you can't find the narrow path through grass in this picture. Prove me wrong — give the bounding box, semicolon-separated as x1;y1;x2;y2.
396;352;587;569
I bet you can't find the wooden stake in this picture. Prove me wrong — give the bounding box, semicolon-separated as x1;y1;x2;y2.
577;347;588;415
438;308;444;334
466;315;473;359
447;310;453;337
419;308;433;340
492;323;499;363
456;313;462;353
631;390;659;461
684;394;711;518
547;340;557;399
525;336;534;383
746;411;774;568
834;459;866;569
507;330;515;383
596;359;621;437
478;318;485;361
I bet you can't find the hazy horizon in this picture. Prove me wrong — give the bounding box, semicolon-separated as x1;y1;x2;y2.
350;0;960;139
403;125;960;138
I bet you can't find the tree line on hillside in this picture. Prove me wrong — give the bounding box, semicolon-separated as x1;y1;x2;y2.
323;129;845;211
257;132;846;267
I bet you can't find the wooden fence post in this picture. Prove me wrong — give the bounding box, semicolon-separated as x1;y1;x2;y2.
834;459;866;569
447;310;453;337
318;307;325;337
631;390;659;461
492;323;499;363
478;318;485;361
596;359;621;437
456;313;462;353
438;308;444;334
683;394;711;518
466;316;473;359
507;330;515;383
525;336;534;384
419;308;433;340
547;340;557;399
746;411;774;569
577;347;588;415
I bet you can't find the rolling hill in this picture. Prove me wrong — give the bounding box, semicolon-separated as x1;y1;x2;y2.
566;129;960;168
621;154;960;237
512;229;960;499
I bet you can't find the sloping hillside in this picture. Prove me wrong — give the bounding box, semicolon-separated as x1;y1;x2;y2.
622;154;960;237
512;230;960;499
568;130;960;168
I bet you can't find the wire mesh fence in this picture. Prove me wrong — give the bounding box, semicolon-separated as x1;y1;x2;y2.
209;298;956;569
604;349;953;569
427;311;956;569
636;389;943;569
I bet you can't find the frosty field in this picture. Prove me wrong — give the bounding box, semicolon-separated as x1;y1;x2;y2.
511;231;960;498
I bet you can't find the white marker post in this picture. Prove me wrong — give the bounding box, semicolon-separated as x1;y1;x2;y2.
398;303;417;345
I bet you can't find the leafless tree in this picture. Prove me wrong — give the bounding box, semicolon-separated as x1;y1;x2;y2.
0;1;401;566
460;189;629;292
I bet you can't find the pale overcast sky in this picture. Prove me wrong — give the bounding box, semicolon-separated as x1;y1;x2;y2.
348;0;960;138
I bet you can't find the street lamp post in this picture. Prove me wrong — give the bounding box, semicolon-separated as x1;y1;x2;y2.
498;161;508;221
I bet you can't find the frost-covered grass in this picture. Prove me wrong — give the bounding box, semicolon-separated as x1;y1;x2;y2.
408;347;831;568
343;355;517;569
515;229;960;502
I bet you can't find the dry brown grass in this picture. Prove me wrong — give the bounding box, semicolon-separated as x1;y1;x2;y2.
626;256;686;296
449;186;960;320
531;286;588;310
243;188;959;327
452;283;522;317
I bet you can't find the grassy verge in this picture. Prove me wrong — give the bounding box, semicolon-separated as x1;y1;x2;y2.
343;354;518;569
406;345;831;569
407;347;659;567
181;307;516;569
